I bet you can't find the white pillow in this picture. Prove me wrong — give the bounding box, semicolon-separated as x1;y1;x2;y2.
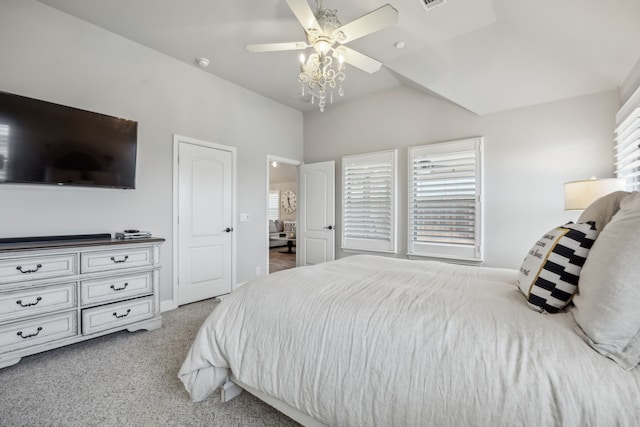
517;222;597;313
571;191;640;370
578;190;629;234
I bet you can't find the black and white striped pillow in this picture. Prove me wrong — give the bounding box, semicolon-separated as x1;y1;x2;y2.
517;222;597;313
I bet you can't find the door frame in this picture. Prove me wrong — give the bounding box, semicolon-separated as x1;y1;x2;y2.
171;134;237;310
266;155;303;274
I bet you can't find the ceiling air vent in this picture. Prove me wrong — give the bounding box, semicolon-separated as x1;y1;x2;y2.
420;0;447;12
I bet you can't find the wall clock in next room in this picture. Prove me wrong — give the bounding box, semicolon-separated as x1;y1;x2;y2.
281;190;297;214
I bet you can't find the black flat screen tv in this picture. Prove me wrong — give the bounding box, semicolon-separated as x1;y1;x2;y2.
0;91;137;189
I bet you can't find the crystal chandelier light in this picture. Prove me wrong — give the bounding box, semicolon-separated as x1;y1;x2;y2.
298;0;346;112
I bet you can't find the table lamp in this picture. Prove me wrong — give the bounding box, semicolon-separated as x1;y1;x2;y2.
564;177;626;210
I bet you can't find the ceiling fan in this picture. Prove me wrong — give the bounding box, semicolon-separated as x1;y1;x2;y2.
246;0;398;111
246;0;398;73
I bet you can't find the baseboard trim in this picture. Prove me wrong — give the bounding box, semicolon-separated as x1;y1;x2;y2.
164;283;247;309
233;281;248;291
160;299;177;313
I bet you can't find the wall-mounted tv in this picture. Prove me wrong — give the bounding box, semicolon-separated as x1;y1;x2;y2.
0;91;137;189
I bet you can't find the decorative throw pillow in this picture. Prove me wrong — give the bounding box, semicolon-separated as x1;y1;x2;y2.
577;190;629;234
283;221;296;232
517;222;597;313
571;192;640;370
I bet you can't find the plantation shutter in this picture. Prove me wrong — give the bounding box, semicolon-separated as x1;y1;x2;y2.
408;137;483;262
268;190;280;220
615;105;640;192
342;150;397;253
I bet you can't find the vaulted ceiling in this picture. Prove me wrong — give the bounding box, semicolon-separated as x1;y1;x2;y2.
38;0;640;115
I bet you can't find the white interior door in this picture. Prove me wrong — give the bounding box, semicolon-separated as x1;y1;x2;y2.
177;140;233;305
298;161;335;265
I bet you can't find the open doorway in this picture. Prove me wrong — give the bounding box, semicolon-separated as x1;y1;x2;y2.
267;157;300;273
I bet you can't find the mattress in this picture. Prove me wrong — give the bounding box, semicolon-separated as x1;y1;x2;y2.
179;255;640;426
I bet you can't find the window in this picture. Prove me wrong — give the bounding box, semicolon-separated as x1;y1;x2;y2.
615;103;640;192
268;190;280;220
408;137;483;263
342;150;397;253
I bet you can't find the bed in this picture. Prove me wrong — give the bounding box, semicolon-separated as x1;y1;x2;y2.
179;191;640;426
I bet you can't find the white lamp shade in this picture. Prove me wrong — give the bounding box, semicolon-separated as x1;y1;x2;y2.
564;178;627;210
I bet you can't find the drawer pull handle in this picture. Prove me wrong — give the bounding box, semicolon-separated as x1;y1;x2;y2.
17;327;43;339
16;264;43;274
113;309;131;319
110;255;129;264
16;297;42;307
110;283;129;292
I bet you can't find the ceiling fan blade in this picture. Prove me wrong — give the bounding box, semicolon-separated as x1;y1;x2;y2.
334;4;398;44
246;42;309;53
285;0;321;34
334;46;382;74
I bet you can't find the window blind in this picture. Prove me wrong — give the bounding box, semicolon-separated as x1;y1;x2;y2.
342;150;397;253
615;106;640;192
408;138;483;262
268;190;280;220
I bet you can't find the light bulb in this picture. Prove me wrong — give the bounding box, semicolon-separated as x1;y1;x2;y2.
315;40;331;54
299;53;306;64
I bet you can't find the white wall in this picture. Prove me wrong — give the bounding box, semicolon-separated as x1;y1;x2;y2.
621;57;640;106
0;0;303;304
304;86;619;269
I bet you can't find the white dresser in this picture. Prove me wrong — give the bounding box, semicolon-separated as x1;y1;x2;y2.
0;235;164;369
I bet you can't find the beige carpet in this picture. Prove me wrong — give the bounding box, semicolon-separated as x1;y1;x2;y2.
0;299;300;426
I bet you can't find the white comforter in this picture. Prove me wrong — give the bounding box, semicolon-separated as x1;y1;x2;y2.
179;255;640;426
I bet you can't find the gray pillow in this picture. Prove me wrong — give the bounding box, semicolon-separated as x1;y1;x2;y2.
571;191;640;369
578;190;630;233
268;220;278;233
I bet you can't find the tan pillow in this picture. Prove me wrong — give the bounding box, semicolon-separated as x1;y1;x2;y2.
578;191;630;233
571;191;640;369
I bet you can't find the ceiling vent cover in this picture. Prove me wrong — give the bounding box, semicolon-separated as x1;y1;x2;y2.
420;0;447;11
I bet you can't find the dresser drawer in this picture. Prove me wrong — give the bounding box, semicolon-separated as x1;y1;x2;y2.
0;311;77;354
80;247;153;273
0;282;77;322
0;253;77;284
80;272;152;306
81;296;154;335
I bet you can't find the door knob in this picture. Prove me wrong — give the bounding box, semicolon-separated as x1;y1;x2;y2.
223;227;234;233
324;225;334;230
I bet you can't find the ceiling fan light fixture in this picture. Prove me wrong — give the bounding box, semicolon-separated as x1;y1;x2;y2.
314;39;332;55
299;51;345;112
246;0;398;112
